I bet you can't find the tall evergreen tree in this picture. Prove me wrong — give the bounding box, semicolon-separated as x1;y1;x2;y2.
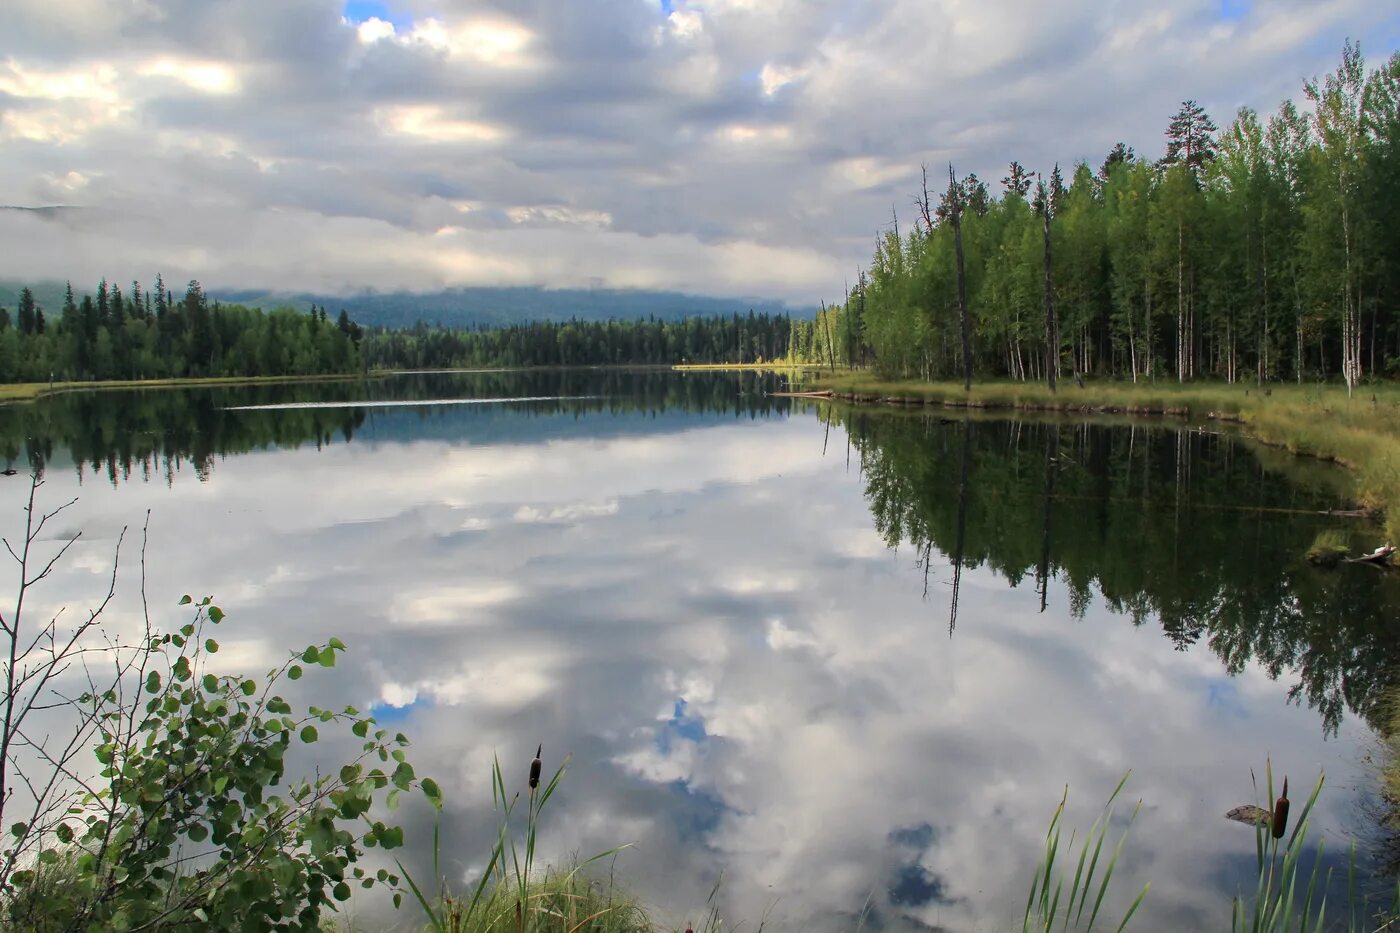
1164;100;1219;176
1002;161;1034;198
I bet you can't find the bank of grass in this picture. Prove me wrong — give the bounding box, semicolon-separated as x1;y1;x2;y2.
0;372;380;405
671;362;812;371
812;373;1400;540
406;872;654;933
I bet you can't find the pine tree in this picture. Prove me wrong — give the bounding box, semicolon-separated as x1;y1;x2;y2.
1163;100;1219;176
1002;161;1033;198
1098;142;1136;183
1049;164;1067;216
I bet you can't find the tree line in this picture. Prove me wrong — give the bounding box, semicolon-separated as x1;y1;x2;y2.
361;313;798;369
0;280;817;381
819;44;1400;391
0;278;364;382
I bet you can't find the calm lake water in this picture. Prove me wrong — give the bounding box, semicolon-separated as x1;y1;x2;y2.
3;370;1399;930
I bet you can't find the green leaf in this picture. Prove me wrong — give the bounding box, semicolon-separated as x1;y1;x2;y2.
208;605;224;623
287;665;302;681
300;725;319;744
352;720;369;738
55;823;72;844
203;674;219;693
421;778;442;810
387;789;401;811
241;680;257;696
328;637;347;651
179;594;192;605
301;646;320;664
145;671;162;694
205;638;219;654
187;823;208;842
9;822;27;838
334;881;351;901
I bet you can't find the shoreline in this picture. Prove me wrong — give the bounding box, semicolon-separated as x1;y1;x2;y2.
0;372;384;406
0;364;726;405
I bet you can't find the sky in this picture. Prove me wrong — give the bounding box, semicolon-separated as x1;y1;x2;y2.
0;0;1397;304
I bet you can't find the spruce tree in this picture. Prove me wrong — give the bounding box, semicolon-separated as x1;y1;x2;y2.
17;288;36;336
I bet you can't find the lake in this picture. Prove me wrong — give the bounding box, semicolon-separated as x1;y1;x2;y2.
2;370;1398;930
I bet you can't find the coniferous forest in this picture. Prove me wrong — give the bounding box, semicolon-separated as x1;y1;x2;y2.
818;44;1400;389
0;277;363;382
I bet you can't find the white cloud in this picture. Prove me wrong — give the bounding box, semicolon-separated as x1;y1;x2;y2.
137;57;240;94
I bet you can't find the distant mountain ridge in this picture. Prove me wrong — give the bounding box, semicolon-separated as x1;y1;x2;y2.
0;281;814;329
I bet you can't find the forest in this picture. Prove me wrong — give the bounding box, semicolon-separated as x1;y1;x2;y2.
0;279;805;380
361;313;797;369
0;278;363;382
814;44;1400;390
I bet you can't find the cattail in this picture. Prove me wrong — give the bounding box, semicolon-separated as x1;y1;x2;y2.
1272;777;1290;840
529;743;542;789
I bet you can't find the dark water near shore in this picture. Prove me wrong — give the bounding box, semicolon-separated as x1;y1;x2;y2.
3;370;1398;930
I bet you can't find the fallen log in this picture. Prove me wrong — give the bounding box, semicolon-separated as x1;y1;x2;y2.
1344;544;1396;566
768;390;834;398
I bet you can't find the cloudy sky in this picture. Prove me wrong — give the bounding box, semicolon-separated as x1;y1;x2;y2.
1;0;1396;303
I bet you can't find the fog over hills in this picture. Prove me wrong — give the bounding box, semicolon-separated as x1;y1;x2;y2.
0;281;813;329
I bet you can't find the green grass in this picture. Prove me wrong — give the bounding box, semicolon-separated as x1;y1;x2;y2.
811;374;1400;540
671;362;814;371
1306;530;1352;566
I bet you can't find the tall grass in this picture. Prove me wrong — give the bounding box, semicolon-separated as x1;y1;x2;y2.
1022;773;1149;933
1230;763;1336;933
399;754;642;933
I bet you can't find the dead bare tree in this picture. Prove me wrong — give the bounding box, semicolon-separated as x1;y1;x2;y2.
0;474;130;891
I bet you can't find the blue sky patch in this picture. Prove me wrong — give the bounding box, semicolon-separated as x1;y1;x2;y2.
1206;679;1245;717
369;694;432;723
656;698;708;753
1218;0;1250;21
344;0;410;28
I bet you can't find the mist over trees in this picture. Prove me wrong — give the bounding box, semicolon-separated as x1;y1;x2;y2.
818;44;1400;390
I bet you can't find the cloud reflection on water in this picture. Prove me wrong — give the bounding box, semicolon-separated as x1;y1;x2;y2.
0;398;1376;931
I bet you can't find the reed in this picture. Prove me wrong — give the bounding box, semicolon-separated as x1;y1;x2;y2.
1022;772;1149;933
399;751;641;933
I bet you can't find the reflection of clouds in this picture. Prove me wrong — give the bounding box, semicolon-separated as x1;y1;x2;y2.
0;408;1373;931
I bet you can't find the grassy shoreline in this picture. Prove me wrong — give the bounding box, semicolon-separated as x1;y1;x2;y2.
810;373;1400;539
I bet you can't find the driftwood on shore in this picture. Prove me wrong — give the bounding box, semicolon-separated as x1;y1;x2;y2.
1345;544;1396;566
768;390;835;399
